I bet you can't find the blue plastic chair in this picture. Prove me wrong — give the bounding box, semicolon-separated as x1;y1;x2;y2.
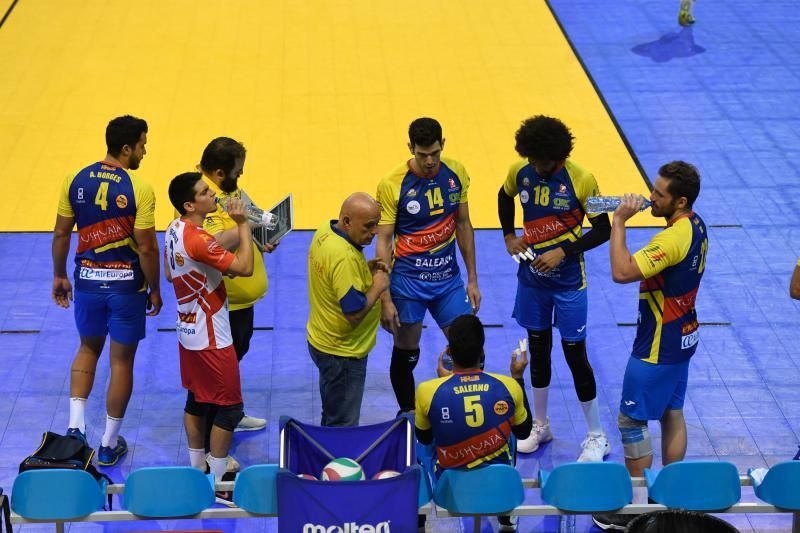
233;464;279;514
12;469;107;523
433;464;524;532
124;466;215;517
645;461;741;511
539;462;633;512
750;461;800;510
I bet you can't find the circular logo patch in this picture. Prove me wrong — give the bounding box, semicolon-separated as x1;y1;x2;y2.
174;252;184;267
116;194;128;208
494;400;509;416
406;200;421;214
519;191;529;204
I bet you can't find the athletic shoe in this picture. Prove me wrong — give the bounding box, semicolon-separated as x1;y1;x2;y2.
592;513;635;531
498;515;518;532
98;435;128;466
517;418;553;453
678;0;695;26
66;427;87;444
577;432;610;462
206;453;241;473
215;490;237;507
234;414;267;432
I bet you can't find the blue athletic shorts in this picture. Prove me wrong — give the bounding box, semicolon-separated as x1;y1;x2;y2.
620;356;690;421
512;283;587;341
74;291;147;345
390;274;472;328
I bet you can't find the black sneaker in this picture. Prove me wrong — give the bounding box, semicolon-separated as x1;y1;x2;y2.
498;515;518;531
592;513;635;531
215;490;236;507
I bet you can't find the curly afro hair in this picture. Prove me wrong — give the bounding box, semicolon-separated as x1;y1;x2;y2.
514;115;574;162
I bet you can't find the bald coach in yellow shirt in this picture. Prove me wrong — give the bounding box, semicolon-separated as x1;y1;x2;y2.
307;193;389;426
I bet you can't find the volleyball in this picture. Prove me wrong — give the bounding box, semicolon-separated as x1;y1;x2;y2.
320;457;365;481
372;469;401;480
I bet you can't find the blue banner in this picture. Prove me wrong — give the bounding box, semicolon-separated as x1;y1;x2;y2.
277;466;421;533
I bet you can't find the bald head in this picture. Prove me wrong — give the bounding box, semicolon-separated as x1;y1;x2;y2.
337;192;381;247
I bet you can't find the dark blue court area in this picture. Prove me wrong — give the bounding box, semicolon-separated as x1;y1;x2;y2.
1;0;799;531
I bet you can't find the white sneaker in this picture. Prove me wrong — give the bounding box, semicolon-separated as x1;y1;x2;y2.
206;453;241;473
235;414;267;432
577;432;610;462
517;418;553;453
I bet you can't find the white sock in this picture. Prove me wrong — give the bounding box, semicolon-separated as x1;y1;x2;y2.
209;455;228;482
580;398;603;435
101;415;123;448
189;448;206;471
69;397;87;433
532;386;549;424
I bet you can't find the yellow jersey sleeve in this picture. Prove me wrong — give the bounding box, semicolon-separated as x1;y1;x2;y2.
414;377;447;431
57;174;75;218
503;160;527;197
331;251;369;301
797;257;800;267
376;165;405;226
565;159;601;219
496;375;529;426
131;177;156;229
443;157;470;203
633;219;692;279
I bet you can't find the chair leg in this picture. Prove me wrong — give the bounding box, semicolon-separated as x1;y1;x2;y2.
792;512;799;533
473;516;481;533
56;522;65;533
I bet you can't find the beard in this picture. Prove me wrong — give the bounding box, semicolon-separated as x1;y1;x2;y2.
128;157;141;170
220;175;239;193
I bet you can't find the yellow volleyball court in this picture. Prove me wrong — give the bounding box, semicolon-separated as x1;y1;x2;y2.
0;0;657;231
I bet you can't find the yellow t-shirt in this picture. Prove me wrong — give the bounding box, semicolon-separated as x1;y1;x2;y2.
201;176;268;311
307;221;381;358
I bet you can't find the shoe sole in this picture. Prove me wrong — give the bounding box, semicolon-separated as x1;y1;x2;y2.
215;496;238;508
234;425;266;432
591;517;626;531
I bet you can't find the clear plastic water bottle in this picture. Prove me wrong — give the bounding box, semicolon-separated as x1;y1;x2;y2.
585;196;652;214
217;198;277;229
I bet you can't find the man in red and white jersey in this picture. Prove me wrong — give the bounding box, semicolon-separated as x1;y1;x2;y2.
164;172;254;486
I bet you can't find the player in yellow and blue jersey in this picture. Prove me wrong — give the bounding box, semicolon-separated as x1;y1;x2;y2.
594;161;706;531
52;115;161;467
376;118;480;415
415;314;531;532
498;116;611;462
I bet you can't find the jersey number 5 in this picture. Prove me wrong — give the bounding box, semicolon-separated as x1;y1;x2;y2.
464;395;484;428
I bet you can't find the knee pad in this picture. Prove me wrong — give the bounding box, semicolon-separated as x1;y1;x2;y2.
527;328;553;388
213;403;244;432
184;391;209;417
617;412;653;460
561;339;597;402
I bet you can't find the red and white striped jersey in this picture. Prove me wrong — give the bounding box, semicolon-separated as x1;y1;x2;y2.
165;218;236;350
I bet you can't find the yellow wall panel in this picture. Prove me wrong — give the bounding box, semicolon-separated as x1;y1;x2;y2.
0;0;656;231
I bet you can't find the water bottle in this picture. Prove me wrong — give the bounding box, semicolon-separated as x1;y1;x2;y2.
217;198;277;229
442;352;454;372
585;196;652;214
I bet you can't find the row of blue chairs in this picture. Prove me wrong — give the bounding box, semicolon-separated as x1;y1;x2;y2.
10;460;800;528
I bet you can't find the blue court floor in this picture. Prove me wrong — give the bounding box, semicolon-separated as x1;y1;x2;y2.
2;0;800;531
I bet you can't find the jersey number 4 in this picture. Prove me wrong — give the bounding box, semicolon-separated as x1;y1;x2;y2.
95;182;110;211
